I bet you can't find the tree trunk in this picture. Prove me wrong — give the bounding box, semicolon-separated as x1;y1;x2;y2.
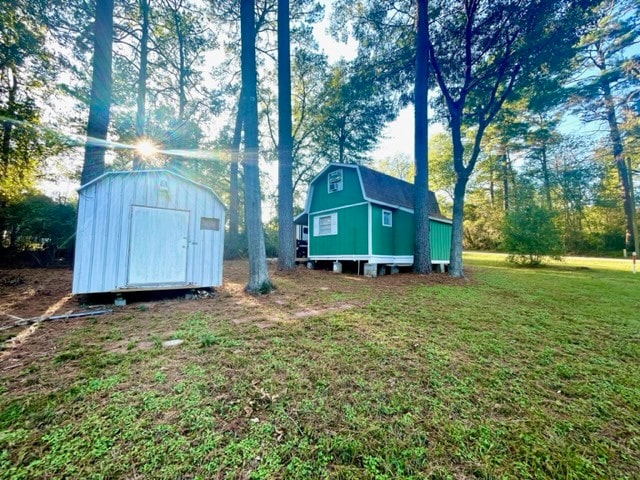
602;79;635;251
240;0;271;293
133;0;150;170
1;68;17;170
540;142;552;209
448;108;468;278
81;0;114;185
502;153;509;211
277;0;295;270
338;128;346;164
228;90;244;258
413;0;431;274
489;162;495;208
449;176;468;277
176;13;187;122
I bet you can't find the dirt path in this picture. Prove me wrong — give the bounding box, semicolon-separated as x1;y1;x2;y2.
0;260;465;367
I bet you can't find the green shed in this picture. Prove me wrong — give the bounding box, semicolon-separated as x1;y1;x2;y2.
294;163;451;272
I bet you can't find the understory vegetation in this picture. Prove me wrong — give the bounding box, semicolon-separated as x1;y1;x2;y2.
1;254;638;479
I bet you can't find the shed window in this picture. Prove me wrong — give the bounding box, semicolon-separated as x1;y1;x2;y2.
382;210;392;227
200;217;220;231
314;213;338;236
328;169;343;193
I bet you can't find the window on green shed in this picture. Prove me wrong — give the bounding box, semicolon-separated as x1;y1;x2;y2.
328;169;343;193
382;210;392;227
314;213;338;236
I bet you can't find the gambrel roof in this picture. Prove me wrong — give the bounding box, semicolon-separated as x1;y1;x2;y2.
356;164;442;216
295;163;449;224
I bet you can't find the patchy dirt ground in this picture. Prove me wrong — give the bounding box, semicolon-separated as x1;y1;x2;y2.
0;260;466;370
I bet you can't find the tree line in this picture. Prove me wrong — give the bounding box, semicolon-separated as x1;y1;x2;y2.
1;0;638;286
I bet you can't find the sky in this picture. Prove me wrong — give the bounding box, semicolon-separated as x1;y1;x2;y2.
312;4;416;163
39;1;610;210
39;1;423;204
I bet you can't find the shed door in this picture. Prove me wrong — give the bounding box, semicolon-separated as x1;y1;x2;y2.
128;206;189;286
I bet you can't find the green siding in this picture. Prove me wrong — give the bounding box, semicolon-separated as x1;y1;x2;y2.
309;204;368;256
430;219;452;261
310;166;365;213
371;205;394;255
394;210;414;256
305;164;452;262
371;206;451;261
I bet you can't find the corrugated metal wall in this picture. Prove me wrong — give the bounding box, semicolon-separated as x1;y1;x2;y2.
72;171;225;294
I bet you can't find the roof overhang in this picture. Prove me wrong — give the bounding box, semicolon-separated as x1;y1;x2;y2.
297;163;452;223
294;212;308;225
78;169;226;207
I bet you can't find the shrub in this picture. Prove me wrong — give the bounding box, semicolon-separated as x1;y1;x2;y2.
502;205;563;266
1;194;76;265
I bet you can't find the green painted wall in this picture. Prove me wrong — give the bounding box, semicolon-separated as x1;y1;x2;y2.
306;164;452;262
394;210;415;256
371;205;394;255
309;204;369;256
370;206;450;260
430;219;452;261
310;166;365;213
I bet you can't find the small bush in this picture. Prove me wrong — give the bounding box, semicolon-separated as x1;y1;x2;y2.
502;205;563;266
1;194;76;265
199;333;216;348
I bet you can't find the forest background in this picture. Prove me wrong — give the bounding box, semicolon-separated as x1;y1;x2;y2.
1;0;639;268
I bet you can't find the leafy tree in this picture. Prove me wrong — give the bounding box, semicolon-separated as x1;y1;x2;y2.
155;0;215;157
374;153;414;182
480;114;523;212
208;0;322;259
571;0;640;253
330;0;417;103
133;0;150;169
551;136;603;252
2;194;76;257
1;0;47;166
311;60;397;164
0;0;63;247
240;0;271;293
264;49;329;200
81;0;114;185
80;0;113;185
502;203;562;266
226;89;244;259
336;0;596;276
291;50;328;188
277;0;295;270
413;0;431;273
427;132;456;201
426;0;596;277
108;0;214;169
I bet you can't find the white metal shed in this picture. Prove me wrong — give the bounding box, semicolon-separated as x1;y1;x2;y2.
72;170;225;294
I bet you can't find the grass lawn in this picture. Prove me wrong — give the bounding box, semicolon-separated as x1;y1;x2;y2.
1;254;638;479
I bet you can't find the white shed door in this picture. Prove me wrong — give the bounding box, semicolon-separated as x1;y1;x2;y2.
128;206;189;285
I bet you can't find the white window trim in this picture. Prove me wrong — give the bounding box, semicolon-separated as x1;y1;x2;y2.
327;169;343;193
313;212;338;236
382;209;392;227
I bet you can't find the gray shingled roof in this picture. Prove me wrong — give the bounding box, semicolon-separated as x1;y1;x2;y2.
356;165;443;217
294;164;449;224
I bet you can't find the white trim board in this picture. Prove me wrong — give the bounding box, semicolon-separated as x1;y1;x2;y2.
309;201;368;216
308;254;450;266
367;204;373;256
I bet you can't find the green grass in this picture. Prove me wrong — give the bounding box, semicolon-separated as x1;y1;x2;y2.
1;254;638;479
